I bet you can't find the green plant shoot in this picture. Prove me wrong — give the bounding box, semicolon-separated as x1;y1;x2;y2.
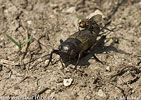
6;34;32;51
77;15;85;20
21;35;32;49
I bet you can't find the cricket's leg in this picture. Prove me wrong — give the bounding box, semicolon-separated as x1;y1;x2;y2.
93;54;105;65
75;52;82;69
46;50;59;68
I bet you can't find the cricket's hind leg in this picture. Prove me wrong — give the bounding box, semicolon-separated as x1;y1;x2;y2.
89;35;107;65
92;54;105;65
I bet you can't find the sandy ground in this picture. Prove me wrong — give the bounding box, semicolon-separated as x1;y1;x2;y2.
0;0;141;100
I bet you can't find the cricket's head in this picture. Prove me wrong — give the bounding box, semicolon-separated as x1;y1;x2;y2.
79;20;88;28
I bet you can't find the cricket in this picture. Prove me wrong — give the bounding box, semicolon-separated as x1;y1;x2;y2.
46;14;112;68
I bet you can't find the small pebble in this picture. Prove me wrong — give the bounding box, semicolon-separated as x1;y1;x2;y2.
63;78;73;86
97;89;106;97
27;20;32;24
70;65;76;69
106;66;111;72
32;30;36;34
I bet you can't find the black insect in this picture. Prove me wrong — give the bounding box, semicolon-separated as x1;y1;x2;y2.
46;14;112;68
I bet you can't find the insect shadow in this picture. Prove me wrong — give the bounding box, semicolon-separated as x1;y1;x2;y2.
77;35;130;67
